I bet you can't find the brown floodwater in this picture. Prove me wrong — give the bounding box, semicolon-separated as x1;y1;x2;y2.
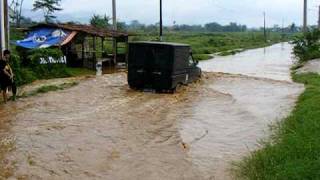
0;43;304;180
200;43;294;82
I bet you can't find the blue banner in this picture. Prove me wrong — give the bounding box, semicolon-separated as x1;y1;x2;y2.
14;28;70;49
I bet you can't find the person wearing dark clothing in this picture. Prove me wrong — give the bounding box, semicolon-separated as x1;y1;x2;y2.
0;50;16;103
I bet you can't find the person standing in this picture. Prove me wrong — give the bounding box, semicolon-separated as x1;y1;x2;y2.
0;50;17;103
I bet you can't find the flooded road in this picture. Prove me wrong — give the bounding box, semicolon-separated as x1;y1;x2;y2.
200;43;293;81
0;43;304;180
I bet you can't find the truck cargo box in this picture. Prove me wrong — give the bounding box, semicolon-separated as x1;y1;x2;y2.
128;41;201;92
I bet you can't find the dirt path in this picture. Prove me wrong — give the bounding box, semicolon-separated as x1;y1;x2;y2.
0;43;304;180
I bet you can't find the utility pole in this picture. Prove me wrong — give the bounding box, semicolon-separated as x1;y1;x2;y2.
0;0;9;57
112;0;117;31
263;12;267;43
282;19;284;33
318;5;320;29
160;0;163;41
112;0;117;64
303;0;307;32
4;0;10;49
0;0;5;54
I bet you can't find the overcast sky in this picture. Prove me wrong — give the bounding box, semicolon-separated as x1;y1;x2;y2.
23;0;320;28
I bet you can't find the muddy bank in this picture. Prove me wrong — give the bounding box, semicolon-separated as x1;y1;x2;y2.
295;59;320;75
0;71;303;180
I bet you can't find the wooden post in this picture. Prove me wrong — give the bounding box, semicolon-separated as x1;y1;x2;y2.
125;36;129;67
112;0;117;65
101;37;104;53
81;39;85;60
93;36;97;69
113;38;117;65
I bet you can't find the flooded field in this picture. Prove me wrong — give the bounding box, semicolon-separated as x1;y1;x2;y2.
0;43;304;180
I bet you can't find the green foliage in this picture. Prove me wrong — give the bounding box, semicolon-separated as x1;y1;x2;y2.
193;54;211;61
204;22;247;32
234;73;320;180
8;49;94;87
9;54;36;86
32;0;62;23
291;29;320;63
20;82;78;98
217;49;244;56
132;32;288;61
10;28;25;40
35;82;78;94
117;22;127;31
90;14;110;29
120;19;298;34
9;0;25;27
66;67;95;77
28;48;71;79
16;68;37;86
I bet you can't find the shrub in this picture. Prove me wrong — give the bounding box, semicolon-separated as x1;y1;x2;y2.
15;68;37;86
9;54;37;86
291;29;320;63
28;48;71;79
193;54;211;61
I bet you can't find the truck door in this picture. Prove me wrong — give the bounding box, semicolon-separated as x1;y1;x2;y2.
186;53;201;83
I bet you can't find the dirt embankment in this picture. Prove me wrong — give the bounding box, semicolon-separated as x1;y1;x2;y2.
295;59;320;75
0;71;303;180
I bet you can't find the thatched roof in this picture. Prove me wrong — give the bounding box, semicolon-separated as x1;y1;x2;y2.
31;23;129;38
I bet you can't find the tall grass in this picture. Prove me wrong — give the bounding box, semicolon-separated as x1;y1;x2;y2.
131;32;291;60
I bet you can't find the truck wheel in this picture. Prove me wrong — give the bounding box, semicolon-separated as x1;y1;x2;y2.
173;83;183;93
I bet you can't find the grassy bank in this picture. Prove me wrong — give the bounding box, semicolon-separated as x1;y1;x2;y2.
234;73;320;180
19;82;79;98
13;67;94;87
131;32;291;60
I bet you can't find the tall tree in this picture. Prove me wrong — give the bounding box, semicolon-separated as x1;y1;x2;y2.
32;0;62;23
205;22;223;32
9;0;24;27
290;23;298;33
90;14;110;28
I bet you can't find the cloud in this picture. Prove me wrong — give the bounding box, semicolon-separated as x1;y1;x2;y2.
23;0;319;27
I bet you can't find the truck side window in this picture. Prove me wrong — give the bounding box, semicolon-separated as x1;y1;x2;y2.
188;55;195;67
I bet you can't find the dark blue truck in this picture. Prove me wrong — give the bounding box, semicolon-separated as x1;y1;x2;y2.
128;41;202;92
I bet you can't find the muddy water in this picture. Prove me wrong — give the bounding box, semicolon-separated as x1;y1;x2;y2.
200;43;294;82
0;43;304;180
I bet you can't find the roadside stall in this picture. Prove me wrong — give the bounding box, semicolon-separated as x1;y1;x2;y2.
14;23;129;70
